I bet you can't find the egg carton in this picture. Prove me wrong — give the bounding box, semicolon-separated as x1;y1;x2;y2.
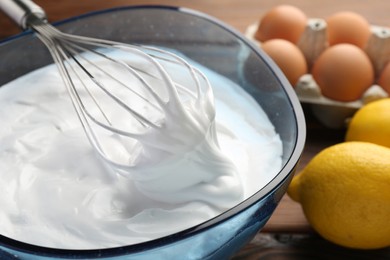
245;21;389;129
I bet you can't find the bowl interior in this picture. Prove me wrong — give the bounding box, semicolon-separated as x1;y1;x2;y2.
0;5;305;257
1;6;302;160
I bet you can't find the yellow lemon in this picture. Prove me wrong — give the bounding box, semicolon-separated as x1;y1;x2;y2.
287;142;390;249
346;98;390;148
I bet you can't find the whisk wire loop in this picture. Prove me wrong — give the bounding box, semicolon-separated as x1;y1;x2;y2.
25;17;215;171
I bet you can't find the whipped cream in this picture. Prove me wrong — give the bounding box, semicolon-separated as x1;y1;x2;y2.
0;51;282;249
80;50;244;207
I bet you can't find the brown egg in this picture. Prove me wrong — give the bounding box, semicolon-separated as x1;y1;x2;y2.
377;62;390;94
312;44;374;102
261;39;308;86
326;11;371;48
255;5;307;44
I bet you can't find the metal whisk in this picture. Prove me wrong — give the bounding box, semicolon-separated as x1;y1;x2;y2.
0;0;218;176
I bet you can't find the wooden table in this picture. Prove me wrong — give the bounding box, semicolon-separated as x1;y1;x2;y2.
1;0;389;258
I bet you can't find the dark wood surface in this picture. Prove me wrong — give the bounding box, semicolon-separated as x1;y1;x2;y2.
0;0;389;258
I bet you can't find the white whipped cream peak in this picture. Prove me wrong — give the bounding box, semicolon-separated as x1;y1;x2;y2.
0;52;282;249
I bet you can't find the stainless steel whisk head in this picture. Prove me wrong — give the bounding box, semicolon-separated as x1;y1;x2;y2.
0;0;216;175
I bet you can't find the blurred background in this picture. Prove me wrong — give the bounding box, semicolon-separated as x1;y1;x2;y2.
0;0;389;40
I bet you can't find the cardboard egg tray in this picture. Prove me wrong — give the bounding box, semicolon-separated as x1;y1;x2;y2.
245;21;389;129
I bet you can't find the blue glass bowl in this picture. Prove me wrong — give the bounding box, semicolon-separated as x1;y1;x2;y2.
0;5;306;259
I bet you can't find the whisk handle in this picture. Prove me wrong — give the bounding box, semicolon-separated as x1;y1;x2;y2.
0;0;47;29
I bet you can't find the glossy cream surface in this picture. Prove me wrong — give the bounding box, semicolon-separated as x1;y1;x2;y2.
0;54;282;249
